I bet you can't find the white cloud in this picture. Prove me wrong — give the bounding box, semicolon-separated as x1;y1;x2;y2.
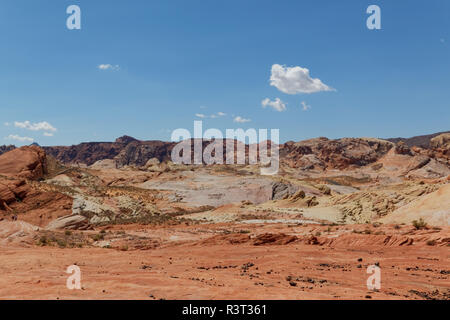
98;64;120;71
4;122;10;126
270;64;334;94
14;121;57;132
5;134;34;143
196;112;226;119
43;132;54;137
301;101;311;111
261;98;287;112
233;116;251;123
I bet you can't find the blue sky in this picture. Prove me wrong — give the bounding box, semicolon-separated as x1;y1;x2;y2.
1;0;449;146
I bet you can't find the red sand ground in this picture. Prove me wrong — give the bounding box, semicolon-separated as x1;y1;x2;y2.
0;223;448;300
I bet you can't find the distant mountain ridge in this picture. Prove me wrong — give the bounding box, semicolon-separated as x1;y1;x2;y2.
0;131;448;169
43;136;175;167
386;131;450;148
0;145;15;156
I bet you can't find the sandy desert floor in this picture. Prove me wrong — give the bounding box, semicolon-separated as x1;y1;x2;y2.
0;222;448;300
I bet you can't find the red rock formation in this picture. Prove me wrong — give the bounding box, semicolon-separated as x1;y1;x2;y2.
44;136;175;167
0;146;48;210
280;137;394;170
0;147;72;224
0;145;47;180
39;132;450;171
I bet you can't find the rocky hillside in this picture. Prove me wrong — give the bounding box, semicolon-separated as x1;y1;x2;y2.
43;136;175;167
280;137;394;170
0;146;47;180
386;131;450;148
0;146;73;225
44;135;396;170
1;131;448;170
38;135;450;171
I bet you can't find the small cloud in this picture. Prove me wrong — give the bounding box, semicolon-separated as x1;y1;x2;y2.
233;116;251;123
301;101;311;111
98;64;120;71
210;112;227;119
14;121;57;132
5;134;34;143
262;98;287;112
440;38;445;43
196;112;226;119
270;64;334;94
4;122;10;126
43;132;54;137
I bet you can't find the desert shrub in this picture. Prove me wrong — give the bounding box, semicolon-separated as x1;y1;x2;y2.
57;239;67;248
412;218;427;230
92;233;105;241
36;236;48;246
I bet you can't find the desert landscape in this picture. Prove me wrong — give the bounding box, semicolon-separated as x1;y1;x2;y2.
0;132;448;300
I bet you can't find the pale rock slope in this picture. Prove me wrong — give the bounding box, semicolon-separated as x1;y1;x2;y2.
378;184;450;226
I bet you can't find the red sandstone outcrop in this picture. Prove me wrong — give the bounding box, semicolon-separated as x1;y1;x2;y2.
280;137;394;170
0;147;73;224
0;146;48;211
0;145;47;180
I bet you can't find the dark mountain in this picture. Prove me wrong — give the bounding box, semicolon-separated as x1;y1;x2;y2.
42;135;395;170
1;131;446;169
0;145;16;156
43;136;175;167
386;131;450;148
